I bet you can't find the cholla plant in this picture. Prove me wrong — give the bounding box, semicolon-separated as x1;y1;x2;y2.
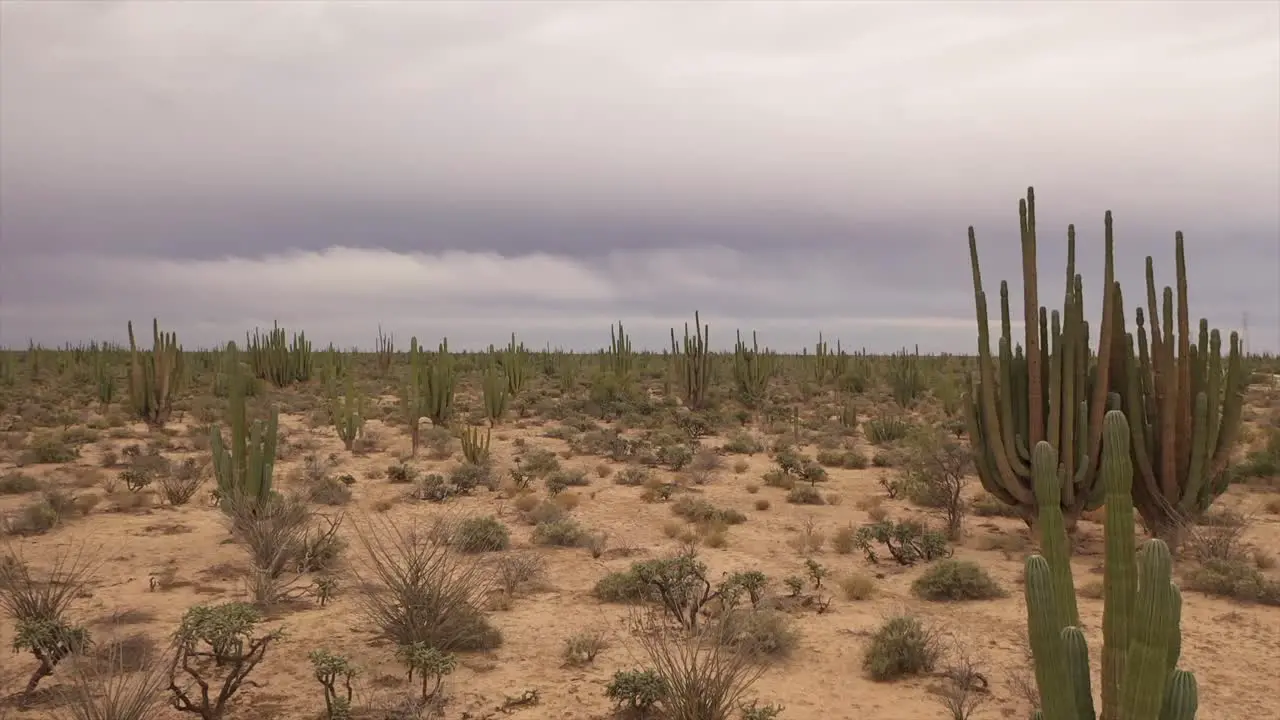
168;602;283;719
309;649;357;719
1024;410;1198;720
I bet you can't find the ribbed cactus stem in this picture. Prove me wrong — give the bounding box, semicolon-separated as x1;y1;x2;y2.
211;342;277;509
1122;232;1246;537
1024;409;1197;720
670;311;712;410
964;188;1117;526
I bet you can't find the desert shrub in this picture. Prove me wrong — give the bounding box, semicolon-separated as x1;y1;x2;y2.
169;602;281;718
862;615;940;681
911;559;1006;601
351;515;502;651
635;613;768;720
532;518;586;547
453;516;510;554
0;471;40;495
563;628;608;666
158;458;207;506
854;519;951;566
614;465;651;486
671;496;746;525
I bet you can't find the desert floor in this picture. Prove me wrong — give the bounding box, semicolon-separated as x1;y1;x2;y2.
2;371;1278;720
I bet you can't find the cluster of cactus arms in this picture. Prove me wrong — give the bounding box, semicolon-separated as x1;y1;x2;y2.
211;342;278;509
458;423;491;464
1025;410;1197;720
326;371;365;451
376;325;395;374
420;339;456;426
670;311;712;410
733;330;775;409
888;345;924;408
324;344;348;379
127;318;184;427
806;332;847;385
481;360;509;426
502;333;527;397
965;188;1120;526
608;321;634;383
94;352;115;410
245;322;312;387
1110;235;1247;538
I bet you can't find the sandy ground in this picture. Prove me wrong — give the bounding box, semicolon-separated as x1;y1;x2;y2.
1;386;1278;720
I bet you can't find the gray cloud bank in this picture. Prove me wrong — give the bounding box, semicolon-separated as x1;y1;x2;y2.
2;2;1277;351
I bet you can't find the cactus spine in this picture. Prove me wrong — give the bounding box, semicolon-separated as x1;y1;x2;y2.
732;330;774;409
211;342;278;509
1025;410;1197;720
127;318;184;427
1117;234;1246;537
964;188;1119;525
670;311;711;410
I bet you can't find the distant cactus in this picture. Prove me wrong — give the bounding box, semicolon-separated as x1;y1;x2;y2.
964;188;1119;527
481;360;509;426
671;311;712;410
127;318;184;427
1114;234;1247;538
210;342;278;509
608;321;634;384
733;330;775;409
326;371;365;452
245;321;312;387
1024;410;1197;720
503;333;527;397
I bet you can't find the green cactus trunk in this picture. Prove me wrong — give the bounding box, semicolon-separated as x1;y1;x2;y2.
732;330;774;410
1023;409;1196;720
210;342;278;510
126;318;184;427
670;311;712;410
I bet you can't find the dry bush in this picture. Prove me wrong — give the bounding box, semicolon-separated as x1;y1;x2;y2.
350;513;502;652
632;609;768;720
58;631;168;720
0;543;98;699
932;642;991;720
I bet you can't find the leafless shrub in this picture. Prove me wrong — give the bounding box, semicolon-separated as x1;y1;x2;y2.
932;642;991;720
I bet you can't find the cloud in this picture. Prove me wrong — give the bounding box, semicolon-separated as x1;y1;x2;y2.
1;1;1276;351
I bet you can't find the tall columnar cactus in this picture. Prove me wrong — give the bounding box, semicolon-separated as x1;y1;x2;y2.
127;319;184;427
807;333;847;386
733;330;775;409
608;321;633;384
376;325;395;374
670;311;712;410
481;360;509;426
888;345;923;408
964;188;1120;526
1114;234;1246;538
422;338;455;427
211;342;278;509
1025;410;1197;720
402;338;427;456
246;322;312;387
326;371;365;452
503;333;527;397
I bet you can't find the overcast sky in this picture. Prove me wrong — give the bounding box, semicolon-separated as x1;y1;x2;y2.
2;1;1277;352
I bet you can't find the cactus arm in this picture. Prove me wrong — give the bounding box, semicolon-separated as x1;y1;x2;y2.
1062;627;1097;720
1159;669;1198;720
1020;192;1045;447
1032;442;1079;628
1177;393;1209;513
1025;556;1079;720
1100;411;1137;716
1174;234;1194;498
1118;541;1177;720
